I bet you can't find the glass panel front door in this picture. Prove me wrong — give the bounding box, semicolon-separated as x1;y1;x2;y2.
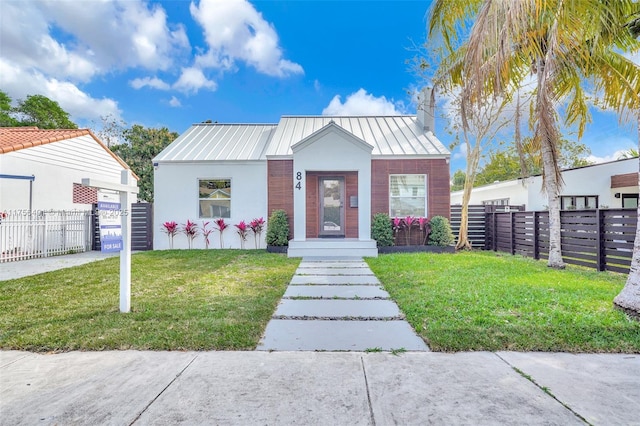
319;177;344;237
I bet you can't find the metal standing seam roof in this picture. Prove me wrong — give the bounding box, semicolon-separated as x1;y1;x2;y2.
154;124;278;162
265;116;450;157
154;116;450;162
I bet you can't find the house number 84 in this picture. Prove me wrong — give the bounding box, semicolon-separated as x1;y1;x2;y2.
295;172;302;190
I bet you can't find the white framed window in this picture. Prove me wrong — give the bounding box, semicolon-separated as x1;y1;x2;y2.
389;174;427;217
198;178;231;218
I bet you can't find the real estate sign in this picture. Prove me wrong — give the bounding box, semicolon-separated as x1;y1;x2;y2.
98;191;123;252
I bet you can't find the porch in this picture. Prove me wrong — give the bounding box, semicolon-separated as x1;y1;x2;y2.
287;238;378;258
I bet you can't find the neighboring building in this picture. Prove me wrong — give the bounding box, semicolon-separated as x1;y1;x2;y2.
0;127;135;212
154;90;451;257
450;158;639;210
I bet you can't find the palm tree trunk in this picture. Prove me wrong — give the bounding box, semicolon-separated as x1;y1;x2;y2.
541;140;565;268
614;113;640;316
536;57;565;269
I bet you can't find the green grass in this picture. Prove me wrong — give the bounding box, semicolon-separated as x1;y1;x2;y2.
367;251;640;353
0;250;299;352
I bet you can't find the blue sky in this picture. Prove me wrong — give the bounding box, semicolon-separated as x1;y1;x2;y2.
0;0;638;173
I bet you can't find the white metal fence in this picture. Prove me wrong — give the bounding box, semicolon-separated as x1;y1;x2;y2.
0;210;93;262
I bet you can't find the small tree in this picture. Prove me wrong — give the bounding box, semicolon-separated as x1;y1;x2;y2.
215;218;228;249
249;217;265;249
428;216;454;246
161;221;179;249
235;220;248;249
371;213;394;247
266;210;290;246
201;221;214;249
182;220;198;249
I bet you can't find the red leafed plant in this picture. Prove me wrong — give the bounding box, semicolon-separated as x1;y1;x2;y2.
235;220;248;249
215;218;228;249
249;217;265;249
418;217;430;245
201;221;214;249
403;216;416;245
162;221;179;249
182;220;199;249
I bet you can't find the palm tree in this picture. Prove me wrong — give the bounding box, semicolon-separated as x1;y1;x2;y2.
614;112;640;315
428;0;640;269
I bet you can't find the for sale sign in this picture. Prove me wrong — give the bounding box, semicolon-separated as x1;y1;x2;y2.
98;191;123;252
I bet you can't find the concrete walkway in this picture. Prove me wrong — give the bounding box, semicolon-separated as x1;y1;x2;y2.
0;251;118;281
2;350;638;425
257;257;428;351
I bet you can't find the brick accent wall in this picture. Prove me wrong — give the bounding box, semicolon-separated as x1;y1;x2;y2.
267;160;294;239
371;159;450;219
73;183;97;204
305;172;358;238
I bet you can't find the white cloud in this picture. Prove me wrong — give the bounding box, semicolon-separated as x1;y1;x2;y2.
190;0;303;77
169;96;182;108
322;89;404;116
453;143;468;161
173;67;217;93
130;77;171;90
0;58;121;123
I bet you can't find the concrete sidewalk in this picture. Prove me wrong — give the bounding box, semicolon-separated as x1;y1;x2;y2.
0;251;118;281
1;350;638;425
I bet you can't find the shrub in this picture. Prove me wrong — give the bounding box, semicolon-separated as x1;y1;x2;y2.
371;213;394;247
428;216;454;246
266;210;290;246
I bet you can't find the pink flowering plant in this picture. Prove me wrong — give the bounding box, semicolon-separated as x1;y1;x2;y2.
161;221;179;249
201;221;214;249
182;220;199;249
249;217;265;249
235;220;249;249
392;217;403;244
215;218;228;248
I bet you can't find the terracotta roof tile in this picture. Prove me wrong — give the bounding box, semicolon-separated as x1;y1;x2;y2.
0;127;137;179
0;127;91;154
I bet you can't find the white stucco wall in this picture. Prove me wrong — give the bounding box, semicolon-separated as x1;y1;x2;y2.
450;158;638;210
291;126;373;241
153;161;267;250
0;136;129;213
450;178;534;207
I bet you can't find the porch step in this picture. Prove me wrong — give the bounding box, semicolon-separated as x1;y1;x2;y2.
287;239;378;258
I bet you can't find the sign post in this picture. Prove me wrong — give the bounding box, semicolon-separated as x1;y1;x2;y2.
82;170;138;313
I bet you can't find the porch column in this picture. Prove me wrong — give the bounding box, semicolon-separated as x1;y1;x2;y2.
358;163;372;240
292;162;306;241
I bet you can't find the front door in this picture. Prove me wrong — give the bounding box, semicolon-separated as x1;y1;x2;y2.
319;177;345;237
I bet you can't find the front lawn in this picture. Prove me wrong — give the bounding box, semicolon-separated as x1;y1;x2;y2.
367;251;640;353
0;250;299;352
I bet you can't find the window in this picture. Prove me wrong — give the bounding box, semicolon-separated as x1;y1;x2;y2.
482;198;510;206
199;179;231;218
622;194;639;209
560;195;597;210
389;174;427;217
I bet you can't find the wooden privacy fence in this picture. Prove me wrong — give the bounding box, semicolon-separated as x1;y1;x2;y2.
485;209;637;273
92;202;153;251
450;204;525;248
0;210;92;262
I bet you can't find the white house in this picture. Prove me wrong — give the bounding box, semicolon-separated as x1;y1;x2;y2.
450;158;639;210
153;90;452;257
0;127;135;212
